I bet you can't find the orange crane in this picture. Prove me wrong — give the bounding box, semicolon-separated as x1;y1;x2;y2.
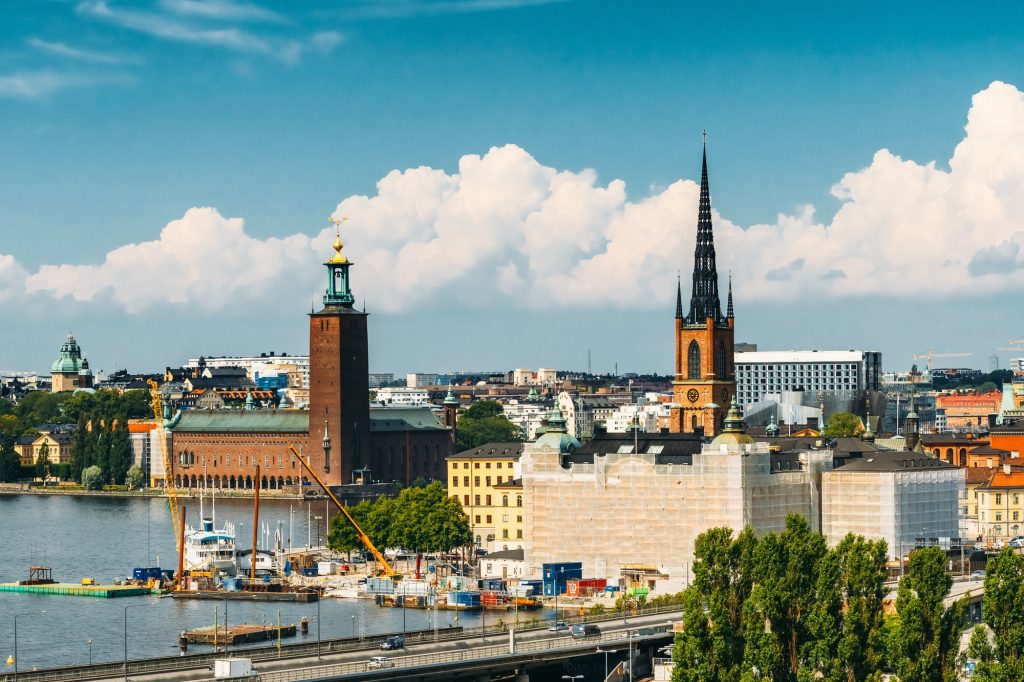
286;444;398;578
912;351;972;372
148;379;182;586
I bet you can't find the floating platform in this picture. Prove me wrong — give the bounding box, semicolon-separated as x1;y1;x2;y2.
0;582;152;598
171;589;319;603
185;623;297;645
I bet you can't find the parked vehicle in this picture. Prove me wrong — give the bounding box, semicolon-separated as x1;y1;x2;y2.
971;570;987;580
380;635;405;650
571;624;601;639
1009;536;1024;548
367;656;393;669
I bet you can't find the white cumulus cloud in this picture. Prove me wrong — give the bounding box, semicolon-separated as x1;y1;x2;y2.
19;80;1024;315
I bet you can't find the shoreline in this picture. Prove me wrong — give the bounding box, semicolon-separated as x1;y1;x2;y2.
0;485;303;500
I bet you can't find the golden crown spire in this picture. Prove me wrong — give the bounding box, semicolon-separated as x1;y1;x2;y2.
328;216;348;263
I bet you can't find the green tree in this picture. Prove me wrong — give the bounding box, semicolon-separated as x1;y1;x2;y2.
125;464;145;490
462;401;505;420
107;417;133;484
455;400;522;451
35;443;51;481
964;548;1024;680
890;546;967;682
0;436;21;483
15;391;67;426
824;411;862;438
327;499;373;557
71;414;90;481
94;419;111;479
81;465;104;490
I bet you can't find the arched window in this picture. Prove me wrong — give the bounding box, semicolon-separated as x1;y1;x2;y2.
516;495;523;507
502;495;509;507
691;414;698;431
946;448;953;461
687;341;701;380
716;341;726;380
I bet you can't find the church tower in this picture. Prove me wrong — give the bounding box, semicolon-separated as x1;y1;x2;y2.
308;219;370;486
670;137;736;436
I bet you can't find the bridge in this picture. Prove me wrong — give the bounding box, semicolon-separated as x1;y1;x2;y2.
2;607;682;682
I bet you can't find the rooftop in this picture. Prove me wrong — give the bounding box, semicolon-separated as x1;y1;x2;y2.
833;451;957;473
734;350;874;364
449;442;525;460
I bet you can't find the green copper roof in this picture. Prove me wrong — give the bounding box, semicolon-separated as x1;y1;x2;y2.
533;404;580;453
369;406;446;431
51;333;85;373
170;410;310;433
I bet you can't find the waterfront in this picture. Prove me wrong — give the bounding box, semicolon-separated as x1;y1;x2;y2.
0;495;494;670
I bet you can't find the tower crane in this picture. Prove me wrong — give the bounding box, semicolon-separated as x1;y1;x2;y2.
912;351;972;372
148;379;183;588
286;444;398;578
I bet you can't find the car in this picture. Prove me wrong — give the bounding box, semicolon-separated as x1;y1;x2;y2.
571;624;601;639
971;570;986;580
548;621;570;633
367;656;394;670
380;635;405;650
1009;536;1024;548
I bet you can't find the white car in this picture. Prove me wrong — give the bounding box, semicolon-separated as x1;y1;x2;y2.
548;621;570;633
367;656;394;669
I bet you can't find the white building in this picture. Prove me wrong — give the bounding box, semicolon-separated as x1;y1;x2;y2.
512;368;557;386
186;354;308;385
821;451;963;559
376;387;430;406
406;373;439;388
605;402;664;433
368;373;395;388
479;548;526;579
557;392;618;439
734;350;882;407
501;399;551;440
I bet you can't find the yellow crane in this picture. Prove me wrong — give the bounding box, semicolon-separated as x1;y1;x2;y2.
912;351;972;371
148;379;183;573
286;444;398;578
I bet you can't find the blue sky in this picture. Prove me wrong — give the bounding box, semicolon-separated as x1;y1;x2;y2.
3;0;1024;376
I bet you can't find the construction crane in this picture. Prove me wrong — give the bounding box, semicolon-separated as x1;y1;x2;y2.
286;444;398;578
148;379;183;579
912;351;972;372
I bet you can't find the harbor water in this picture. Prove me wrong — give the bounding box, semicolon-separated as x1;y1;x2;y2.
0;494;498;670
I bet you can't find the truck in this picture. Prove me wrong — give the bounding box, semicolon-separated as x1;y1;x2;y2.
213;658;258;679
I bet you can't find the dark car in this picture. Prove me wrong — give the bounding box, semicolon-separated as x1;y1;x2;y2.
380;635;405;650
571;624;601;639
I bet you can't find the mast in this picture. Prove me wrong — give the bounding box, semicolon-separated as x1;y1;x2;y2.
251;465;261;582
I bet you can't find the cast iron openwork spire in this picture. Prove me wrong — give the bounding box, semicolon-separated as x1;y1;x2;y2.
685;132;724;325
726;272;734;318
675;272;683;319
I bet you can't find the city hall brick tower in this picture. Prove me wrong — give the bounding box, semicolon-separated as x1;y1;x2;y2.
308;220;370;486
670;136;735;436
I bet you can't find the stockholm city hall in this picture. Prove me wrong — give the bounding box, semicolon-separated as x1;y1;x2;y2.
669;138;736;436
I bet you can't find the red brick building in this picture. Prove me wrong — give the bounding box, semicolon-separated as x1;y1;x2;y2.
162;227;454;492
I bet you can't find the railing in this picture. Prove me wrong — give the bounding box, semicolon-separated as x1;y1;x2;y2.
260;627;674;682
0;602;683;682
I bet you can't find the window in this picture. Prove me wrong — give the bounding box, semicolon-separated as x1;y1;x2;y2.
485;462;491;469
503;495;509;507
475;515;481;524
463;495;469;505
474;476;480;486
716;341;726;380
516;495;522;507
997;513;1003;522
474;494;480;505
517;515;522;523
474;462;480;469
497;462;502;469
463;462;469;469
452;477;459;488
486;515;492;524
463;476;469;487
496;476;503;484
687;340;701;379
485;495;492;506
502;514;509;522
1015;495;1020;505
502;529;509;538
997;494;1003;505
486;476;491;486
517;530;523;539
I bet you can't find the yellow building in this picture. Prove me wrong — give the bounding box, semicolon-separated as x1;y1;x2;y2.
976;464;1024;546
447;442;524;553
15;428;74;467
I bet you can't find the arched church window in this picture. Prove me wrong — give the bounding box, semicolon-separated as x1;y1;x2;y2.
716;341;726;380
688;340;701;380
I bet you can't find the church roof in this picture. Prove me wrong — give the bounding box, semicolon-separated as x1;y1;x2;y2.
51;333;85;374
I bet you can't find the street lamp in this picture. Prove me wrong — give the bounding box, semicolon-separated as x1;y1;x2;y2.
87;639;93;665
124;603;155;682
596;647;616;678
12;610;46;682
316;593;321;661
314;515;323;548
351;614;356;639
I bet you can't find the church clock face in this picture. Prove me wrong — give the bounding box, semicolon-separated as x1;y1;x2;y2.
687;389;699;403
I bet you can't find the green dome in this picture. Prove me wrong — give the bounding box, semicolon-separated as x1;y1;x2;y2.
534;405;581;453
50;333;84;373
710;396;754;447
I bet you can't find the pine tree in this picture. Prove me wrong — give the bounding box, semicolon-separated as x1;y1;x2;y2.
94;419;111;481
71;414;89;481
108;417;133;484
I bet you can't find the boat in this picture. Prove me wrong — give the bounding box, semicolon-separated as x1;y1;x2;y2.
183;518;238;574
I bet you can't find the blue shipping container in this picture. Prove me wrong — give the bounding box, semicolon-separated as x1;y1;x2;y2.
543;562;583;580
450;591;481;605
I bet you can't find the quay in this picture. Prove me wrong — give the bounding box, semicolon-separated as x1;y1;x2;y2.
0;582;152;598
171;589;319;603
185;623;298;645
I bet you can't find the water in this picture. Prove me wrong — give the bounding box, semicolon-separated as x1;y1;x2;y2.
0;494;493;670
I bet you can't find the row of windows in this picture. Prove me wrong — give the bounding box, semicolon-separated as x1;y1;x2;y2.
981;511;1021;522
471;514;522;523
461;494;523;507
737;363;860;371
686;341;728;381
454;461;509;469
452;475;509;487
177;451;296;470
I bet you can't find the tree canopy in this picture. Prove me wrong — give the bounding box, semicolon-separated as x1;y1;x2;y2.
824;411;863;438
456;401;522;451
965;548;1024;680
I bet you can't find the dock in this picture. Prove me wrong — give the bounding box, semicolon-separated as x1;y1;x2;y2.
171;589;319;603
0;583;153;598
185;623;297;645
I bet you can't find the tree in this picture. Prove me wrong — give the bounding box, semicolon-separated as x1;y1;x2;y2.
81;465;104;490
94;419;111;479
71;414;90;481
965;548;1024;680
35;443;51;482
462;401;505;420
107;417;133;484
455;400;523;451
125;464;145;490
0;436;21;483
327;499;373;557
824;411;862;438
890;546;967;682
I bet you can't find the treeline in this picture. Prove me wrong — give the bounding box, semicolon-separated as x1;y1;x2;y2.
327;481;471;560
672;515;967;682
71;415;134;485
455;401;522;452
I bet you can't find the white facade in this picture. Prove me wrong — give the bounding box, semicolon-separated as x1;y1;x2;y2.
376;387;430;406
501;400;550;440
406;373;439;388
605;403;663;433
821;455;964;559
521;438;832;585
512;368;557;386
734;350;882;407
557;391;618;439
368;373;395;388
186;355;309;385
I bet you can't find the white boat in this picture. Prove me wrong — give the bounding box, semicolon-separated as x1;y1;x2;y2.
183;518;238;573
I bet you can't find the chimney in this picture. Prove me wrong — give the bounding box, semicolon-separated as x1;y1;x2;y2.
1005;463;1012;476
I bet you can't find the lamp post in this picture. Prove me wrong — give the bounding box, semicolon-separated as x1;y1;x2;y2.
87;639;93;665
314;515;323;548
316;592;321;661
221;598;229;653
124;603;154;682
12;610;46;682
351;614;356;639
596;647;616;678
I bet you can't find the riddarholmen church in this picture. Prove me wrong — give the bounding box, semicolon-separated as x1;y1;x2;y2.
157;226;457;493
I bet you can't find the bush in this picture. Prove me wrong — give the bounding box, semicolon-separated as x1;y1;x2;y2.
125;465;145;490
81;465;105;490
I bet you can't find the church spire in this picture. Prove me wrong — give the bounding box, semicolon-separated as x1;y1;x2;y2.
323;216;355;308
675;272;683;319
726;272;734;318
685;132;723;325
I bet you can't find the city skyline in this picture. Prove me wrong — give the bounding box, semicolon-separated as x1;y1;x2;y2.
2;2;1024;374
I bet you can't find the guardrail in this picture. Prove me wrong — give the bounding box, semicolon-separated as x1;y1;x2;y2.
260;627;674;682
0;602;683;682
